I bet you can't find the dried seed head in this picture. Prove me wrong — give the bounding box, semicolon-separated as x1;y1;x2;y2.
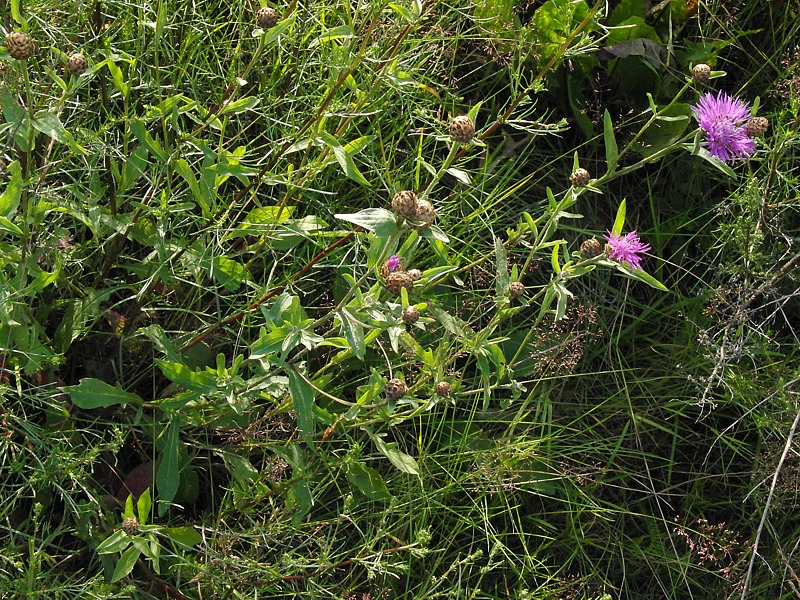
257;6;279;28
407;268;423;282
580;238;604;259
402;305;420;324
435;381;451;397
385;378;408;401
391;190;418;220
412;198;435;230
692;63;711;83
449;115;475;144
5;31;35;61
509;281;525;298
121;517;139;535
67;53;88;75
386;271;413;295
569;168;591;187
746;116;768;137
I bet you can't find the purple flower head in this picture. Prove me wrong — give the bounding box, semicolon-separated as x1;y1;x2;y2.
692;91;756;163
604;230;651;270
386;254;401;273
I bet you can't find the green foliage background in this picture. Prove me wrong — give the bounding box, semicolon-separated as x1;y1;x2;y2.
1;0;799;597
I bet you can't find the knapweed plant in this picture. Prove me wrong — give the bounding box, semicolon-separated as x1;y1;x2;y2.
1;0;798;597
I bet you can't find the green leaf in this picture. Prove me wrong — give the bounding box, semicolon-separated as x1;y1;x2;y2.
111;546;141;582
31;111;73;145
219;96;260;115
310;24;355;47
287;367;315;446
368;430;419;475
615;265;669;291
0;160;23;217
611;199;627;236
162;527;203;549
172;158;210;217
346;462;393;501
335;208;399;236
1;90;32;151
603;110;618;173
156;360;218;394
340;308;366;360
96;530;131;555
137;488;151;525
10;0;28;28
129;121;165;161
64;378;142;409
105;58;129;100
317;131;371;187
0;216;23;238
156;418;181;514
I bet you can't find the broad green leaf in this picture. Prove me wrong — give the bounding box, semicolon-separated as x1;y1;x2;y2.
129;121;165;161
368;430;419;475
137;488;151;525
310;25;355;47
10;0;28;28
111;546;141;582
64;378;141;409
603;110;618;173
611;199;627;236
219;96;260;115
156;418;181;514
615;265;669;291
31;111;73;145
335;208;399;236
172;158;209;216
96;530;131;554
1;90;33;151
287;367;315;446
0;216;23;237
105;59;129;99
340;308;366;360
346;462;393;501
156;360;218;394
0;160;23;217
317;131;371;187
162;527;202;549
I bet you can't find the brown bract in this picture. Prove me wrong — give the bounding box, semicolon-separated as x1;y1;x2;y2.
6;31;35;60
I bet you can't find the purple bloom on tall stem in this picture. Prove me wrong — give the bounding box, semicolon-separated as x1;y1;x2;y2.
604;231;651;270
692;91;756;163
386;254;401;272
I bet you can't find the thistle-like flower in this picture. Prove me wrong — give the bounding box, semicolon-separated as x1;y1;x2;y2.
603;230;651;270
692;91;756;163
386;254;401;273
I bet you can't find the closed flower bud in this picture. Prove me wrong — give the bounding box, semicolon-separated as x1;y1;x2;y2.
402;305;420;324
257;6;279;28
580;238;604;259
569;168;591;187
385;378;408;400
391;190;418;220
67;53;88;75
746;116;768;137
412;198;435;230
692;63;711;83
6;31;35;60
386;271;413;295
121;517;139;535
435;381;451;397
449;115;475;144
509;281;525;298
